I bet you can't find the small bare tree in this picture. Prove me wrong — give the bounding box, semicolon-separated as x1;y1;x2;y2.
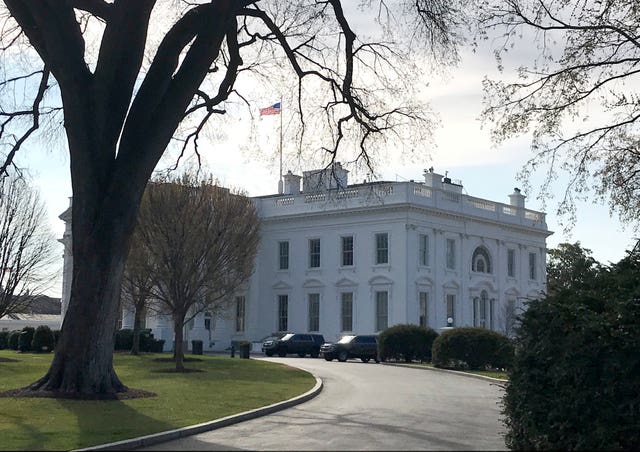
134;171;260;371
121;231;155;355
0;175;57;319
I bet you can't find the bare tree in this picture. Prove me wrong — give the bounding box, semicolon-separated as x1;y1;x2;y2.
134;172;260;371
478;0;640;231
0;1;461;396
121;231;155;356
0;174;57;319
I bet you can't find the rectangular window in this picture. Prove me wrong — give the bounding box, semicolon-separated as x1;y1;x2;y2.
341;292;353;332
375;291;388;331
419;291;428;327
507;248;515;278
446;294;455;326
341;236;354;266
419;234;429;266
375;233;389;264
308;293;320;332
278;241;289;270
446;238;456;269
529;252;537;280
309;238;321;268
235;296;246;332
278;295;288;332
479;298;487;328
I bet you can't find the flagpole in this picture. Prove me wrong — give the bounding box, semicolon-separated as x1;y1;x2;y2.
278;99;283;194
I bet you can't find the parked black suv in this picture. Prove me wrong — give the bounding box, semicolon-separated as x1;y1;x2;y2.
321;334;380;363
262;333;325;358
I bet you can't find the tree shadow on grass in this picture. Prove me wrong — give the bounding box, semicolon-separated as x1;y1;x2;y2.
55;397;176;450
0;357;20;362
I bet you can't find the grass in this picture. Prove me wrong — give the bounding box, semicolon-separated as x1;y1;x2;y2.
0;350;315;451
386;361;509;380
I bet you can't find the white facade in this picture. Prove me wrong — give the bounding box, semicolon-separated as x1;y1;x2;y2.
59;163;552;351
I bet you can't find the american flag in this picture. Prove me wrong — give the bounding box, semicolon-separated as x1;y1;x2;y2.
259;102;281;116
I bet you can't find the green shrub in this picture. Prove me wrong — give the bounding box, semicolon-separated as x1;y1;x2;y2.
7;330;20;350
0;331;8;349
18;326;35;352
115;328;165;352
114;328;134;351
378;324;438;362
503;293;640;450
31;325;55;352
432;327;513;370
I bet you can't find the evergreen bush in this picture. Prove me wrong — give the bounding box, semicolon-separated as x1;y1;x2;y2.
31;325;55;352
503;293;640;450
431;327;513;370
378;324;438;362
114;328;134;351
18;326;35;352
0;331;8;349
115;328;164;352
7;330;20;350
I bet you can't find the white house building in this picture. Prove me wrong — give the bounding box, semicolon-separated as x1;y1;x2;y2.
59;163;552;352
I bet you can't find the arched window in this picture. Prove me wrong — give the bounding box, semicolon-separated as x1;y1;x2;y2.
472;246;492;274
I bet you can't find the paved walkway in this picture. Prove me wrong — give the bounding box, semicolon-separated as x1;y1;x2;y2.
138;357;507;451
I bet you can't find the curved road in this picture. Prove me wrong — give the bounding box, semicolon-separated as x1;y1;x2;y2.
143;357;507;451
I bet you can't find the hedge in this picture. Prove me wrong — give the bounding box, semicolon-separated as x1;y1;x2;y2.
431;327;513;370
0;331;8;349
378;324;438;362
31;325;55;352
114;328;165;352
18;326;35;352
503;293;640;450
7;330;20;350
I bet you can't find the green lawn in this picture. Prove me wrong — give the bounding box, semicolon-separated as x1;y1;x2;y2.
0;350;315;451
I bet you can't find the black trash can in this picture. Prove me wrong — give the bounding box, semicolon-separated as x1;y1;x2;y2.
191;339;203;355
238;341;250;359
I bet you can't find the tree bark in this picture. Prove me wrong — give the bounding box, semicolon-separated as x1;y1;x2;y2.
27;204;134;394
131;307;144;355
174;319;185;372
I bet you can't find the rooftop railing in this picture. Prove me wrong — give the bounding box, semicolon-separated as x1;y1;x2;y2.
258;181;547;229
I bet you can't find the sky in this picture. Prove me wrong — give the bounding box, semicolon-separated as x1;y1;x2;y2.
12;5;639;298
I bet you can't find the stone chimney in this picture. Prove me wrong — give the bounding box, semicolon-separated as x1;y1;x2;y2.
423;167;443;189
509;187;526;209
283;170;302;195
302;162;349;192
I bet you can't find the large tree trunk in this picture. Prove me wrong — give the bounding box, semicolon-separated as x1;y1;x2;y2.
27;208;133;395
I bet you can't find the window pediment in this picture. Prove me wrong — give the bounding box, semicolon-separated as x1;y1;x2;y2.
302;278;324;288
336;277;358;288
415;276;434;287
272;280;292;290
368;275;393;286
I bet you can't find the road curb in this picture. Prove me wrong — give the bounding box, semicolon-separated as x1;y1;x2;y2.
73;376;323;451
381;362;508;383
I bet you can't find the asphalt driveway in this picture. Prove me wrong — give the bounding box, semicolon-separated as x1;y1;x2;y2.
142;357;507;451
